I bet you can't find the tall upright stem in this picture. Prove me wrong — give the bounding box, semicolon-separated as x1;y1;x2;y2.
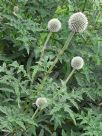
40;32;52;60
54;69;75;101
36;32;75;95
30;32;52;86
47;32;75;74
32;108;39;119
64;69;75;84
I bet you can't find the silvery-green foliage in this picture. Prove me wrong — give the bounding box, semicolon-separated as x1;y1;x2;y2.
0;0;102;136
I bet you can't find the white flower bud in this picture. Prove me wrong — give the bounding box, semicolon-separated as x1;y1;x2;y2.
48;18;61;32
71;56;84;70
68;12;88;32
13;6;19;13
36;97;47;108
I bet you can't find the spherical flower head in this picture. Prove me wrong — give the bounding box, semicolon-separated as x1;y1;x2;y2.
36;97;47;108
13;6;19;13
68;12;88;32
71;56;84;70
48;18;61;32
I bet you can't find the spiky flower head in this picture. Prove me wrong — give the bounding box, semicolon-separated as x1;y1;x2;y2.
48;18;61;32
36;97;47;108
68;12;88;32
13;6;19;13
71;56;84;70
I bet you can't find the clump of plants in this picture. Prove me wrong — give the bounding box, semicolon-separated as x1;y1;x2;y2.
0;0;102;136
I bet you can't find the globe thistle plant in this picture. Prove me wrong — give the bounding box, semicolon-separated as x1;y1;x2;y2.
64;56;84;84
36;13;88;94
32;19;61;83
35;97;47;108
40;19;61;60
68;12;88;32
48;18;62;32
13;6;19;16
71;56;84;70
14;6;19;13
32;97;47;119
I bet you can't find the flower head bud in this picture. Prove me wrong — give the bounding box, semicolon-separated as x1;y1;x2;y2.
68;12;88;32
13;6;19;13
71;56;84;70
36;97;47;108
48;18;61;32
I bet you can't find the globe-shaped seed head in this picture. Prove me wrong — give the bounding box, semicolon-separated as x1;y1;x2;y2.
36;97;47;108
48;18;61;32
68;12;88;32
71;56;84;70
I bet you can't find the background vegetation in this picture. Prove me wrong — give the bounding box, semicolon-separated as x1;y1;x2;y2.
0;0;102;136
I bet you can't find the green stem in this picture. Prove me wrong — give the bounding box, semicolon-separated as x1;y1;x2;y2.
32;108;39;119
47;32;75;74
64;69;75;84
27;49;35;73
36;32;75;95
40;32;52;60
30;32;52;87
54;69;75;99
82;0;87;11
